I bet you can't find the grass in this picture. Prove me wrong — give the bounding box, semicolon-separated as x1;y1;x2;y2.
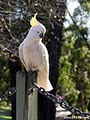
0;102;12;120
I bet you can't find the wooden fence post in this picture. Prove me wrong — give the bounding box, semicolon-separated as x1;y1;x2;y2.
16;71;27;120
28;72;38;120
16;71;38;120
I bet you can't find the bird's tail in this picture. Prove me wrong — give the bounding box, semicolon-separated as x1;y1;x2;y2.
37;71;53;91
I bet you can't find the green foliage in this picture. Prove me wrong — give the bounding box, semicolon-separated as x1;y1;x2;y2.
58;29;90;109
0;52;10;95
58;1;90;111
58;33;80;105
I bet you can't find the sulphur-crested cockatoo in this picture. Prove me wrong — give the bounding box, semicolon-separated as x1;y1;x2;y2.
19;13;53;91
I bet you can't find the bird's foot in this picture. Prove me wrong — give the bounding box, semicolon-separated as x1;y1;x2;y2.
27;70;33;76
27;70;38;85
27;69;38;77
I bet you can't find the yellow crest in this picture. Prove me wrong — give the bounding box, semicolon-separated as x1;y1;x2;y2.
30;13;38;26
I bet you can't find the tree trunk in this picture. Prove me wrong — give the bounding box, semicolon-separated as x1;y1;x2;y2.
38;22;64;120
77;89;84;111
8;55;22;120
38;0;67;119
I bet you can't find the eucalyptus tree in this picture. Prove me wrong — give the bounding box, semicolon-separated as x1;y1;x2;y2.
58;0;90;111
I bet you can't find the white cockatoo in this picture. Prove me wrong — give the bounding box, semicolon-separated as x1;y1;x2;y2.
19;13;53;91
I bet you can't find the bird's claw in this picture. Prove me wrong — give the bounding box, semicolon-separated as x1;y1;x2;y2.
27;70;38;76
27;70;33;76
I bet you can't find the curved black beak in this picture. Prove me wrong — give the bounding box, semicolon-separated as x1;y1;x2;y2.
39;33;44;38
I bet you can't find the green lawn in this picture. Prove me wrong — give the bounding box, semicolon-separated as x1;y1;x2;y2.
0;103;11;120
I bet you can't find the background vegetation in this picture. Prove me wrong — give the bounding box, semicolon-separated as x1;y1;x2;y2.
58;0;90;112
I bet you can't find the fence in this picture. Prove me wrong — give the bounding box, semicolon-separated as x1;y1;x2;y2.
0;71;90;120
16;71;90;120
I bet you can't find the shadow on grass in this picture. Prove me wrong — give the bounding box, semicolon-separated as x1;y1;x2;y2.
0;104;11;120
0;115;11;120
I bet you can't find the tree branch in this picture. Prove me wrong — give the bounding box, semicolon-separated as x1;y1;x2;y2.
0;44;18;57
67;8;90;49
1;15;19;43
0;44;13;54
0;11;16;14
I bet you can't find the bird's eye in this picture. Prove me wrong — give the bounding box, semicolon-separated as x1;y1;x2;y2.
37;31;39;33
